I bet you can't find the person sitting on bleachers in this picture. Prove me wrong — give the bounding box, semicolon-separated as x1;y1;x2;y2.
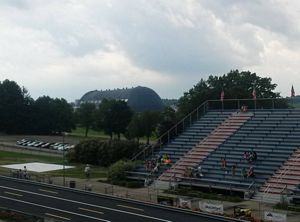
248;152;254;163
240;105;248;112
161;154;172;165
184;167;192;177
197;165;203;177
221;158;227;169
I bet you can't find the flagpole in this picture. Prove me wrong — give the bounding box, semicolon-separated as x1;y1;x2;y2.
252;87;257;111
291;85;295;108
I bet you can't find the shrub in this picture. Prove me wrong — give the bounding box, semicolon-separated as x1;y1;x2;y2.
70;139;140;166
107;160;135;183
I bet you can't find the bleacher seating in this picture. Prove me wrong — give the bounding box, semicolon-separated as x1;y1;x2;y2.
158;112;252;182
128;108;300;201
126;111;233;181
176;109;300;194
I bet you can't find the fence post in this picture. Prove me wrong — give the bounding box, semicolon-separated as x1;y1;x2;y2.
272;99;275;109
238;100;240;110
189;115;192;126
197;108;199;120
168;131;170;144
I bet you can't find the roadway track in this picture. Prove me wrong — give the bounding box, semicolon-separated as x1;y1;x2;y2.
0;176;239;222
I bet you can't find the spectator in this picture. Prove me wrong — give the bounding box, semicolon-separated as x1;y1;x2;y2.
221;158;227;169
84;164;91;180
197;165;203;177
184;167;192;177
232;163;237;176
241;105;248;112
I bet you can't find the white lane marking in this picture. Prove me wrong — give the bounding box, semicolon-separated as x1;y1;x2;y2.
39;189;58;194
79;207;104;215
0;195;110;222
45;213;71;221
4;191;23;197
117;204;144;212
0;185;172;222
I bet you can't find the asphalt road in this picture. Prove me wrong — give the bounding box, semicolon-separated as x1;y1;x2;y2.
0;176;235;222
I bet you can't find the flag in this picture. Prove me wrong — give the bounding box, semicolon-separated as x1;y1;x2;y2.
252;88;256;100
220;89;224;102
291;85;295;97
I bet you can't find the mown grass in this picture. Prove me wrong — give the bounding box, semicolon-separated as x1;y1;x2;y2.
0;150;61;165
70;127;157;143
0;150;107;179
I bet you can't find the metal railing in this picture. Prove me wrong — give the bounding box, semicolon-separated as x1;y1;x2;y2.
131;97;290;162
131;100;209;161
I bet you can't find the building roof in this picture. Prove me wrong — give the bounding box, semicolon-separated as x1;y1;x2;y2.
79;86;164;112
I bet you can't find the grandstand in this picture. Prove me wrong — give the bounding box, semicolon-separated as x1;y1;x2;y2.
128;98;300;204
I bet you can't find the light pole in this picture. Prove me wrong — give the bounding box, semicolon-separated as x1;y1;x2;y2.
62;132;66;187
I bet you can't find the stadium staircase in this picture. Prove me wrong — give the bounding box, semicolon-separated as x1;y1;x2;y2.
252;147;300;203
157;112;252;186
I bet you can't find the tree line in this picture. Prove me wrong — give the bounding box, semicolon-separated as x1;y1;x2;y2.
0;70;286;140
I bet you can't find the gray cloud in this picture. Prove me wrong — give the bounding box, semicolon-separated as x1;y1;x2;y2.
0;0;300;101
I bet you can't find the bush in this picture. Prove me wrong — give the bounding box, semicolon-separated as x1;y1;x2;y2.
69;139;140;166
107;160;135;183
73;140;103;164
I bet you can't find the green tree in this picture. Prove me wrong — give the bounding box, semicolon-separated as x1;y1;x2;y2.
140;111;160;144
97;99;133;139
156;107;177;137
76;103;96;137
33;96;74;134
126;113;144;142
177;70;284;116
52;98;75;133
0;80;29;133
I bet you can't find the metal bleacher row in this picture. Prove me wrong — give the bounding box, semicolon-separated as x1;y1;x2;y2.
127;109;300;196
178;109;300;192
126;111;233;180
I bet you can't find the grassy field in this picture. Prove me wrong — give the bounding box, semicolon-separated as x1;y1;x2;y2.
70;127;157;143
0;150;107;179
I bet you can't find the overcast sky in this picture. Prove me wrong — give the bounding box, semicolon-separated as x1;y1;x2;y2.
0;0;299;102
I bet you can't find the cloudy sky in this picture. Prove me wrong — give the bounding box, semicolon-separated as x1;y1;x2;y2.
0;0;300;102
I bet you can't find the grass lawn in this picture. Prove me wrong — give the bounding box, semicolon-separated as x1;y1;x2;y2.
71;127;157;143
0;150;107;179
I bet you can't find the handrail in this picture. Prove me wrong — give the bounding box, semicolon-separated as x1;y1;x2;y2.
248;181;255;190
131;100;209;161
131;97;290;161
263;147;300;201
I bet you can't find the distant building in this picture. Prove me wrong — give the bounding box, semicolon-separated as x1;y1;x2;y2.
76;86;164;112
